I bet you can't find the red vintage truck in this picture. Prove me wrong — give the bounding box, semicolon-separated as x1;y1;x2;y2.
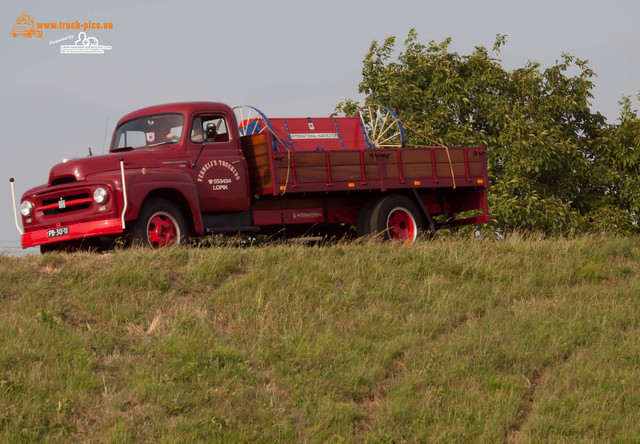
10;101;490;252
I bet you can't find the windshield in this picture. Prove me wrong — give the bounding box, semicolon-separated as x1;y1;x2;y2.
111;113;184;150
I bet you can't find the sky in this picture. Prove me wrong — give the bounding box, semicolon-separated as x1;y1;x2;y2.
1;0;639;255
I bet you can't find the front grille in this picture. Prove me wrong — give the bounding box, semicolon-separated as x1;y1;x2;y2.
41;193;92;215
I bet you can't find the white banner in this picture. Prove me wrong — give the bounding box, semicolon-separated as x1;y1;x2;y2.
290;133;338;140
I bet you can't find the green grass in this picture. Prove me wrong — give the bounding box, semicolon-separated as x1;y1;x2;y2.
1;234;639;442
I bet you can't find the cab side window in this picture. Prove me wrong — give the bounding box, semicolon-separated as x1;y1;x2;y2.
191;114;230;143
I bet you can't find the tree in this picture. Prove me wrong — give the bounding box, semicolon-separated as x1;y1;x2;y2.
337;30;640;235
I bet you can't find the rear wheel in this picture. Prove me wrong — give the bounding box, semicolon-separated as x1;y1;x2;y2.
369;194;425;243
356;199;377;238
130;198;188;248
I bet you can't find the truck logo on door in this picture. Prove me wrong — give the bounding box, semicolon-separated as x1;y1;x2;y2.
197;160;241;191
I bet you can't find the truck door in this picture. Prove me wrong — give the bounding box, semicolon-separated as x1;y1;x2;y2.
187;113;251;213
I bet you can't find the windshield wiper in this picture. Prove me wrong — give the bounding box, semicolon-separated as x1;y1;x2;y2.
146;140;176;148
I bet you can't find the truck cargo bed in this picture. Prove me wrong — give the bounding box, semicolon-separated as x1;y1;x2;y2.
241;133;488;196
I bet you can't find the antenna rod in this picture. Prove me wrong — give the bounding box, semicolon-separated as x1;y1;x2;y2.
102;118;109;154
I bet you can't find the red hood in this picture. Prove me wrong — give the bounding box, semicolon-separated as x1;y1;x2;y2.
47;150;163;185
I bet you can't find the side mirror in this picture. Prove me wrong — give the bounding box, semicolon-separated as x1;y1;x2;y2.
205;123;217;141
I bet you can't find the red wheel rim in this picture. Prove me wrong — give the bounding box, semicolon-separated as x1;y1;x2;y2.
386;207;417;242
147;212;179;248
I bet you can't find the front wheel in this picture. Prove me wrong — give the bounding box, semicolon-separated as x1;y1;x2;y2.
130;198;188;248
369;194;425;243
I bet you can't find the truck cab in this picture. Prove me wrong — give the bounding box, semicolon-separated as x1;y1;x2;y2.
112;103;251;213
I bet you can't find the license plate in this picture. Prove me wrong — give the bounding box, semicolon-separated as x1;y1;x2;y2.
47;227;69;238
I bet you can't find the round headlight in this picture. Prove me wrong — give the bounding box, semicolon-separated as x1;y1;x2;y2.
20;200;33;217
93;187;108;204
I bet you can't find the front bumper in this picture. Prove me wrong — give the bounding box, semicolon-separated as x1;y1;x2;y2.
21;218;124;248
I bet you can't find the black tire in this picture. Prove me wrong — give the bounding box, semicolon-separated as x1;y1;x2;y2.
130;198;188;248
356;198;377;238
369;194;425;243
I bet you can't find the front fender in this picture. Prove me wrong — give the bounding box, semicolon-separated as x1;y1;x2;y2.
89;169;205;235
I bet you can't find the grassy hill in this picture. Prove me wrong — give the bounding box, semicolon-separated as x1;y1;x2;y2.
1;235;639;442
